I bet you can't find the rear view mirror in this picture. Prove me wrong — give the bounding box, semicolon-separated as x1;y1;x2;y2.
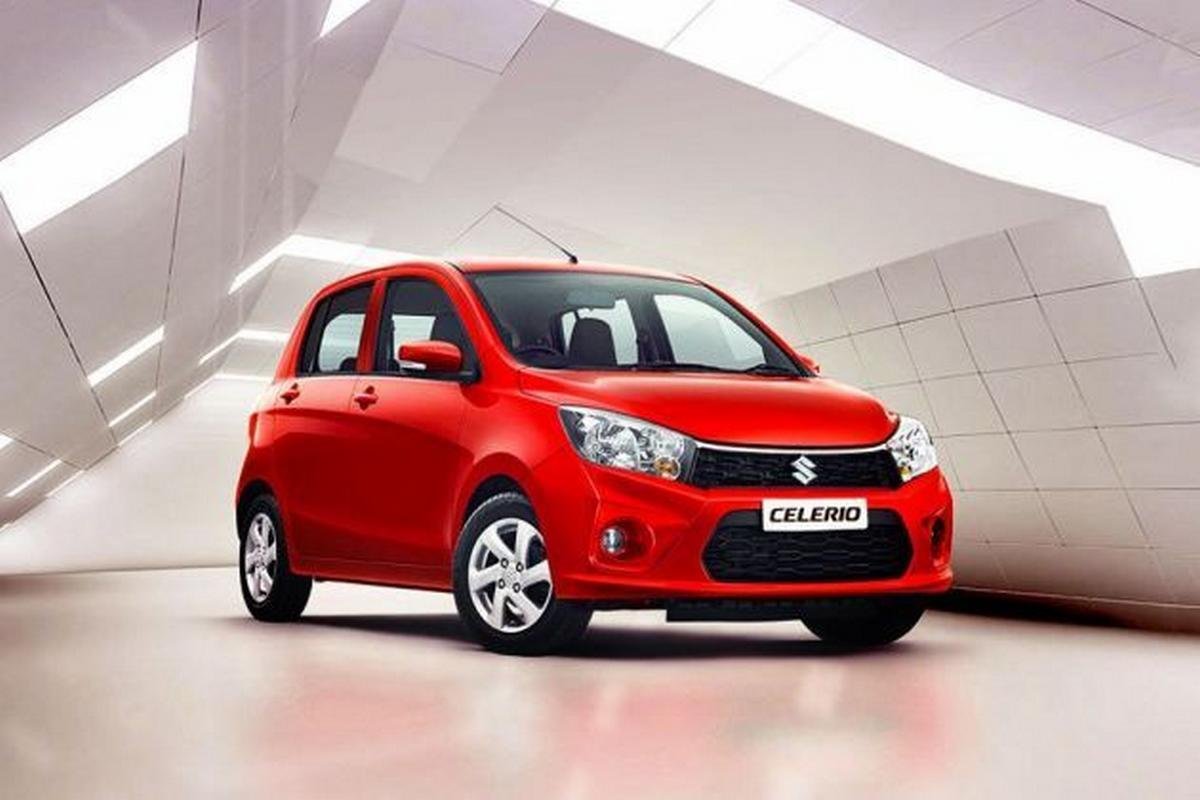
797;353;821;375
398;340;463;374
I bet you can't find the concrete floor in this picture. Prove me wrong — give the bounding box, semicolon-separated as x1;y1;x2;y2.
2;568;1198;799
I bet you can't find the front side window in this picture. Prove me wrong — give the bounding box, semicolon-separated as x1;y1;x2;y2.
469;271;803;375
374;277;474;375
298;283;372;375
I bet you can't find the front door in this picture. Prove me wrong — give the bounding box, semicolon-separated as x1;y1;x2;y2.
345;276;474;567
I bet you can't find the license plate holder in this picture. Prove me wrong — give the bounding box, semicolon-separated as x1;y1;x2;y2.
761;498;869;532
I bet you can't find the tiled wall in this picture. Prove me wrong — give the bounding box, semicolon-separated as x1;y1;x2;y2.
755;207;1200;630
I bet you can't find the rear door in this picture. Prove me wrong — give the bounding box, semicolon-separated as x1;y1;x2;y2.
345;276;474;567
271;281;375;563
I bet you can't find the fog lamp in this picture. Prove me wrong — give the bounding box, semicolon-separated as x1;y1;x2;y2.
599;526;627;556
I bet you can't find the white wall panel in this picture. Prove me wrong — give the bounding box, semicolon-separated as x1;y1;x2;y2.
877;252;950;322
957;299;1061;371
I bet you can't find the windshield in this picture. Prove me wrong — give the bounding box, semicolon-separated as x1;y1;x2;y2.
469;271;805;375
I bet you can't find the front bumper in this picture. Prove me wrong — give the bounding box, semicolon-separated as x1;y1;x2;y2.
528;447;953;602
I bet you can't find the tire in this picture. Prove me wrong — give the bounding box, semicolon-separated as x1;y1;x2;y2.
800;596;926;648
453;492;591;656
239;494;312;622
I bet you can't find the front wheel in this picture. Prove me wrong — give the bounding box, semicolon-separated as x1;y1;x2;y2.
453;492;591;656
800;596;926;647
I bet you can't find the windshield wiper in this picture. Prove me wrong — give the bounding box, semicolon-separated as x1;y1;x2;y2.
624;361;732;373
740;363;798;376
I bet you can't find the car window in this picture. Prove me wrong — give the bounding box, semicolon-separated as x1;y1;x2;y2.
374;277;473;375
298;283;372;375
560;300;638;364
654;293;764;370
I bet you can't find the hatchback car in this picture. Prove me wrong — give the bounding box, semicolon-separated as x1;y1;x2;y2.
236;259;952;654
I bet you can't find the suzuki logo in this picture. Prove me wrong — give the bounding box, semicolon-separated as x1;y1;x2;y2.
791;455;818;485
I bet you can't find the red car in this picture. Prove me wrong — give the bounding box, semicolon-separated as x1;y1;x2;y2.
236;260;952;654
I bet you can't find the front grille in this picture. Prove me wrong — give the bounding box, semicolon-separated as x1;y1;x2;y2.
689;446;901;489
702;509;912;583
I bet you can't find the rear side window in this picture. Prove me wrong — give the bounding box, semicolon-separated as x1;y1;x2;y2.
298;283;373;375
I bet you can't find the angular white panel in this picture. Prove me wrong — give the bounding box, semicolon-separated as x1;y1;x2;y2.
26;145;179;371
851;327;916;386
951;541;1009;587
935;0;1147;99
983;364;1091;431
869;382;938;435
753;298;805;346
1101;423;1200;488
803;337;865;387
0;43;195;232
338;44;503;183
1041;489;1147;547
668;0;835;85
839;0;1034;59
1013;429;1121;489
789;285;846;342
829;269;894;333
955;490;1059;545
877;252;950;322
1070;354;1200;426
1009;208;1132;293
939;433;1032;490
900;314;974;379
1140;267;1200;369
557;0;709;48
992;542;1166;602
0;1;195;162
922;374;1004;435
1040;281;1163;362
1128;490;1200;552
935;232;1031;308
394;0;547;71
956;299;1061;371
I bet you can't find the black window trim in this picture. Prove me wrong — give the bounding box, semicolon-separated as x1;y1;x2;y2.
296;281;374;377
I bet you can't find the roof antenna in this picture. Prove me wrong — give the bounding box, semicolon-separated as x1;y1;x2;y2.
495;206;579;264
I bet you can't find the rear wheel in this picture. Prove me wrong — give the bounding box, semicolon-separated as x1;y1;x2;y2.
800;596;926;647
239;495;312;622
453;492;591;655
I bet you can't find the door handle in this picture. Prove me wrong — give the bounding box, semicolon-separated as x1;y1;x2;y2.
280;383;301;404
353;386;378;409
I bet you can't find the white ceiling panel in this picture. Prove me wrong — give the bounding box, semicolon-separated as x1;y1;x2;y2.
1089;0;1200;49
1022;38;1200;127
839;0;1038;60
0;441;55;504
935;0;1149;98
0;197;42;307
185;52;307;189
0;0;196;159
190;0;325;120
393;0;547;73
24;144;181;369
337;43;503;182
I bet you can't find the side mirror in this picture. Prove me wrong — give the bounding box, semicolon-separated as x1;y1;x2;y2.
797;353;820;375
398;340;463;374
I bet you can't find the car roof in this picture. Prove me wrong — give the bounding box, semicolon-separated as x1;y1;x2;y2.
316;258;699;298
452;258;695;282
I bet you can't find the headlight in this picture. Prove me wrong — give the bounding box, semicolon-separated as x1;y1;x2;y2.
559;406;696;481
887;415;937;482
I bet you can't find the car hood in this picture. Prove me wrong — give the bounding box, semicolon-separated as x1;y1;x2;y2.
519;370;897;447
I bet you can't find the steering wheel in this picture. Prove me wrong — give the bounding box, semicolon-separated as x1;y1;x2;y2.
513;343;563;358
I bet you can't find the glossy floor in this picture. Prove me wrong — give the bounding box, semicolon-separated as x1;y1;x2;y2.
2;568;1198;799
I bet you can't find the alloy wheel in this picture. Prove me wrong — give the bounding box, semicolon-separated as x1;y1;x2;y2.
243;512;278;604
467;517;553;633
